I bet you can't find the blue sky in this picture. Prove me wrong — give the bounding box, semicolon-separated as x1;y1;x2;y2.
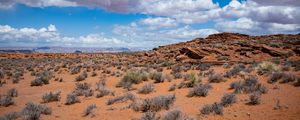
0;0;299;48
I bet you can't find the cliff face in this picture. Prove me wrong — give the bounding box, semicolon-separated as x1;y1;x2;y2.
146;32;300;64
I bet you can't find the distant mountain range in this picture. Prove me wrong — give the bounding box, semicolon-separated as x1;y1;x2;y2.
0;46;147;53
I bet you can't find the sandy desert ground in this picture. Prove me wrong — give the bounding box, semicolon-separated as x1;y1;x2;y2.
0;33;300;120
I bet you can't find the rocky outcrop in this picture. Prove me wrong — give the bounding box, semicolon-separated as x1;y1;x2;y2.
180;47;208;59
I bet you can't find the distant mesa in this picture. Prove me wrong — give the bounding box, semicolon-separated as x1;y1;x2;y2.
74;50;83;53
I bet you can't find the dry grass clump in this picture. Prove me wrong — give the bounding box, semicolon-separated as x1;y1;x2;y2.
42;91;61;103
131;94;175;112
256;61;280;75
138;83;155;94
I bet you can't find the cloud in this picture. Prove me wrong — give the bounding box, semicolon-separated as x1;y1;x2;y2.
215;17;300;35
140;0;221;24
140;17;178;29
113;23;219;48
163;26;219;39
251;0;300;6
0;0;77;9
0;24;126;47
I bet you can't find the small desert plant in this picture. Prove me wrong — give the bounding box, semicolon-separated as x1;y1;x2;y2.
243;76;258;93
73;83;93;97
208;73;224;83
75;72;87;81
70;66;81;74
230;81;243;93
295;77;300;87
224;64;245;78
83;104;97;117
150;72;165;83
138;83;155;94
30;77;50;86
0;96;14;107
42;91;61;103
140;112;159;120
168;84;176;91
0;112;19;120
132;94;176;112
21;102;52;120
65;93;80;105
95;84;112;98
268;72;283;83
91;71;97;77
220;93;237;107
7;88;18;97
183;73;201;87
162;109;185;120
30;71;52;86
173;72;182;79
116;71;145;89
280;73;296;83
106;92;135;105
256;61;280;75
200;104;212;115
200;103;223;115
248;93;261;105
187;84;212;97
12;77;20;84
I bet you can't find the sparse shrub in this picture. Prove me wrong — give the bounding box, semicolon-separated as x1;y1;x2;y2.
211;103;223;115
140;112;159;120
42;91;61;103
83;104;97;117
200;103;223;115
65;93;80;105
12;77;20;84
187;84;212;97
7;88;18;97
256;83;268;94
168;84;176;91
30;71;52;86
295;77;300;87
200;104;212;115
230;77;267;94
230;81;243;93
132;94;176;112
183;73;201;87
162;109;184;120
256;61;280;75
75;72;87;81
280;73;296;83
73;83;93;97
150;72;165;83
0;112;19;120
224;64;245;78
116;71;145;89
198;64;211;71
223;63;231;69
138;83;155;94
243;76;258;93
173;72;182;79
70;66;81;74
220;93;237;107
0;96;14;107
107;92;135;105
95;84;111;98
21;102;52;120
248;93;261;105
0;70;4;79
91;71;97;77
208;73;224;83
268;72;283;83
30;76;50;86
